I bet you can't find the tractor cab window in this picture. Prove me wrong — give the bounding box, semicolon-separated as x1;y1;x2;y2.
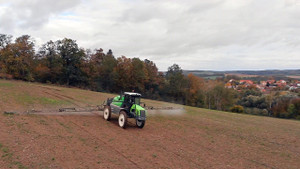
122;95;129;108
134;97;140;105
122;95;141;107
129;96;134;104
124;95;128;101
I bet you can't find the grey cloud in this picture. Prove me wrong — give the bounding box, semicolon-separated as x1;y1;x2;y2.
1;0;300;70
0;0;81;32
0;6;15;31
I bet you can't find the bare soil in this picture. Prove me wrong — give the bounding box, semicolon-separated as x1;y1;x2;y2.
0;80;300;169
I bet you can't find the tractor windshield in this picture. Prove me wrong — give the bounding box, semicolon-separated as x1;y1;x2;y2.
134;97;140;105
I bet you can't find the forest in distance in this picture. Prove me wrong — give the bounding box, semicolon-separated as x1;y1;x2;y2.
183;70;300;80
0;34;299;120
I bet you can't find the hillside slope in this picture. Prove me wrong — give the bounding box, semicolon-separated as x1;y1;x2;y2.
0;79;300;169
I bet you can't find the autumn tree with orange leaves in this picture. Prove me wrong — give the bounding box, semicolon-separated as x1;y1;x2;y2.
0;35;35;81
186;73;205;107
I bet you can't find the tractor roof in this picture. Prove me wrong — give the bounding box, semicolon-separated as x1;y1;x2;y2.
124;92;141;96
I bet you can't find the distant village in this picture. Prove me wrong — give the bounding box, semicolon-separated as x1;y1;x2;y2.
225;79;300;93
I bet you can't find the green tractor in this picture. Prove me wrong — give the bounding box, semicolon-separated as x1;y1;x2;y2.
103;92;146;129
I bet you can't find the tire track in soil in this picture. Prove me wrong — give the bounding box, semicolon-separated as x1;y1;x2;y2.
145;119;263;169
156;120;279;169
43;91;82;107
142;118;216;163
37;85;62;92
146;122;211;168
243;158;277;169
52;92;85;105
80;114;203;168
144;131;203;168
170;128;254;168
97;112;204;168
66;117;142;169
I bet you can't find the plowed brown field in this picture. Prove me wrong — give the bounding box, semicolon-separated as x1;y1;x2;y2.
0;80;300;169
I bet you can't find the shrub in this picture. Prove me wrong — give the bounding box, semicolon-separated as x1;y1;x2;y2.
244;108;251;114
287;104;297;118
230;105;244;113
252;108;261;115
291;98;300;116
261;109;269;116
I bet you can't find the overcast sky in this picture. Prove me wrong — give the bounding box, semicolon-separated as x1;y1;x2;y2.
0;0;300;71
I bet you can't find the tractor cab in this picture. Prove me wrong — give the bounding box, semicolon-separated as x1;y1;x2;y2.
122;92;141;109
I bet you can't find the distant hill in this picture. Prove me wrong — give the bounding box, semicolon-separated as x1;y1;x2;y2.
183;69;300;80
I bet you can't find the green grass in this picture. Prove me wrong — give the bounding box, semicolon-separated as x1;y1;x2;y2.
79;137;87;144
0;80;71;107
2;146;9;153
38;119;48;125
38;97;70;105
0;82;14;87
56;119;72;132
14;93;70;106
0;142;28;169
15;93;36;105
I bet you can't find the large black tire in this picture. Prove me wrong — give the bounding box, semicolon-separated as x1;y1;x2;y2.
103;106;111;121
136;120;145;128
118;111;128;129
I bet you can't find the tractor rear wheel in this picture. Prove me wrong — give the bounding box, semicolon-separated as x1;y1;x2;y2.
103;106;111;121
118;111;128;128
136;120;145;128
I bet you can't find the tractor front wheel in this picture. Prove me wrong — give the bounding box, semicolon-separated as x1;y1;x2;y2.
103;106;111;121
136;120;145;128
118;111;128;128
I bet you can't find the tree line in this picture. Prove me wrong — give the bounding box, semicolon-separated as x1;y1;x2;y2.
0;34;236;109
0;34;299;119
